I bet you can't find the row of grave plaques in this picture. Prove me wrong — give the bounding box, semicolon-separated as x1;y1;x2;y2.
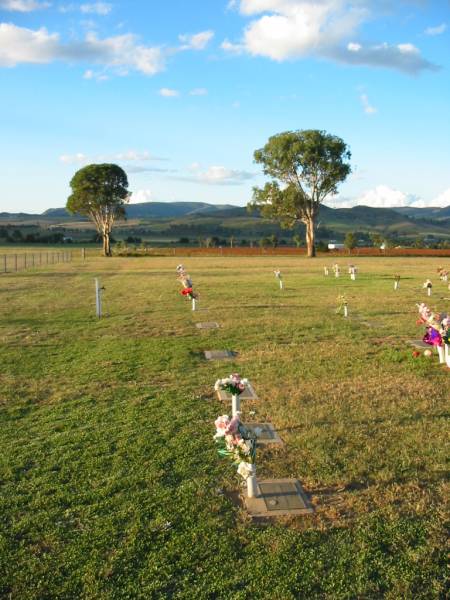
195;318;314;518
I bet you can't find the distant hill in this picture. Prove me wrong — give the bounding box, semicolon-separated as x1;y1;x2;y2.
2;201;450;244
390;206;450;220
42;202;239;220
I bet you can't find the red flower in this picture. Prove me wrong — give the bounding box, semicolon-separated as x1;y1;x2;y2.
181;287;193;296
412;351;420;358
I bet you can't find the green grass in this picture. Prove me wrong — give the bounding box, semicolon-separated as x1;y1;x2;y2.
0;256;448;599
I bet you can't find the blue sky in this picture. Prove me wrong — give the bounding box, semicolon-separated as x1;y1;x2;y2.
0;0;449;213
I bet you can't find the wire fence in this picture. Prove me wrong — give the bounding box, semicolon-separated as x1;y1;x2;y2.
1;251;73;273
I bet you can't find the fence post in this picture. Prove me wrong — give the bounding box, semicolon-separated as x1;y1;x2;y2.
24;253;27;269
3;255;6;273
14;254;17;271
32;254;35;268
81;248;86;260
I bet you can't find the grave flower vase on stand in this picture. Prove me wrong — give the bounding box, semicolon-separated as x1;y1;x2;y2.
445;344;450;367
437;344;445;364
247;464;258;498
344;303;348;318
427;287;432;297
279;279;283;290
231;394;240;417
394;281;399;290
192;297;196;311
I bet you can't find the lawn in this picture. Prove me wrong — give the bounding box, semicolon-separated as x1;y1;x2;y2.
0;255;448;599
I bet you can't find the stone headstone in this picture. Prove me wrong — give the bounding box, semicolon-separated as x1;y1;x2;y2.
244;423;283;446
244;479;314;517
204;350;235;360
407;339;431;349
196;322;220;329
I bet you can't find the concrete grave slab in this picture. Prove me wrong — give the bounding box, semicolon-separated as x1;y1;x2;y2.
244;479;314;517
196;322;220;329
407;340;431;349
244;423;283;446
216;384;258;401
204;350;236;360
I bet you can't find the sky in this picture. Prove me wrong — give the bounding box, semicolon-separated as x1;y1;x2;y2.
0;0;449;213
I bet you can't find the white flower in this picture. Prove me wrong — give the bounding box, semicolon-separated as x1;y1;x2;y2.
237;461;253;479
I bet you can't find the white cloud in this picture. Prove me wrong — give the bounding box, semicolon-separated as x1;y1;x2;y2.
424;23;447;36
430;187;450;208
0;23;165;75
83;68;108;81
182;164;255;186
179;30;214;50
224;1;438;74
80;2;112;15
0;0;49;11
59;150;165;164
159;87;179;97
59;152;88;164
130;189;152;204
189;87;207;95
360;92;377;115
329;185;450;209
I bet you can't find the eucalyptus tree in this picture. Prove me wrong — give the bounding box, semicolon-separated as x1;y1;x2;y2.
67;164;129;257
250;130;351;257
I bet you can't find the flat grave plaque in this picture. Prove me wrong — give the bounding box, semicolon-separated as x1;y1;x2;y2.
407;339;431;349
196;322;220;329
245;479;314;517
216;385;258;401
204;350;235;360
244;423;283;446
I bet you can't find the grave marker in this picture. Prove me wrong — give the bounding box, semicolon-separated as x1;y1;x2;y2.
196;322;220;329
204;350;235;360
244;479;314;517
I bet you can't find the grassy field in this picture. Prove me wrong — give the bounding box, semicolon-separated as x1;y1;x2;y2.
0;255;448;599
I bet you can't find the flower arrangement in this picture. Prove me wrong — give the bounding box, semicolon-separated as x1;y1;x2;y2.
423;279;432;289
214;373;249;396
176;264;197;301
336;294;348;314
180;287;197;299
437;267;448;281
214;413;256;479
416;302;444;347
274;269;282;280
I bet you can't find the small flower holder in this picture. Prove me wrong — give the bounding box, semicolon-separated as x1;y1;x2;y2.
324;267;329;276
437;344;445;364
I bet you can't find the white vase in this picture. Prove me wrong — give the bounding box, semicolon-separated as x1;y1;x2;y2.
445;344;450;367
232;394;240;417
394;281;399;290
427;287;431;297
192;298;196;311
344;304;348;318
437;345;445;364
279;280;283;290
247;465;258;498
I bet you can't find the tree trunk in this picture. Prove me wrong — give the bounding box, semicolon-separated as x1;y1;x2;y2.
305;218;316;257
102;232;111;257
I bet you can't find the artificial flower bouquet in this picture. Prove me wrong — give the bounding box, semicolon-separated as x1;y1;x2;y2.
180;287;198;300
336;294;348;314
417;303;444;347
274;269;282;279
214;413;256;479
214;373;249;396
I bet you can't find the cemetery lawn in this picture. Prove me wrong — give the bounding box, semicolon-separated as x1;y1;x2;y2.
0;255;448;599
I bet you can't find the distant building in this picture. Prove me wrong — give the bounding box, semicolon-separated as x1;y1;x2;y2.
328;241;345;250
